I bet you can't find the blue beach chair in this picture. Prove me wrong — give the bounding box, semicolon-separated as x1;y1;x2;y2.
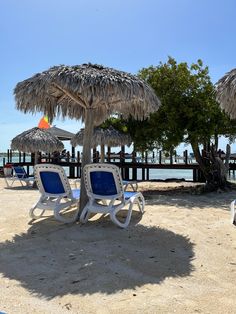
80;163;145;228
4;165;35;187
30;164;80;223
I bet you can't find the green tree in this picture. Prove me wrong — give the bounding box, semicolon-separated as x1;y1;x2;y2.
129;57;236;191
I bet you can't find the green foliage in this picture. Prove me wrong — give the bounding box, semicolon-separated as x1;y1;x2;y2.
100;116;129;134
128;56;236;152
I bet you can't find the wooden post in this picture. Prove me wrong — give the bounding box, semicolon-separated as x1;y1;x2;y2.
107;146;111;162
93;148;97;162
159;151;162;164
193;169;196;182
184;150;188;164
66;151;70;163
31;153;35;164
132;151;137;180
120;145;125;163
71;146;75;161
142;167;145;180
145;151;148;163
170;151;173;164
77;151;80;163
38;152;42;163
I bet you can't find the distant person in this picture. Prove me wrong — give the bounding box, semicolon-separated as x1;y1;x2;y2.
52;151;60;163
217;149;225;155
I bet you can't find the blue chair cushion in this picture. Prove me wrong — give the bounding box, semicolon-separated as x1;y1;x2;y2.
72;189;80;199
124;191;138;200
14;166;28;178
40;172;65;194
90;171;117;195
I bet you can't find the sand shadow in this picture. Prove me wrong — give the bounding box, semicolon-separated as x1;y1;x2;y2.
0;216;194;299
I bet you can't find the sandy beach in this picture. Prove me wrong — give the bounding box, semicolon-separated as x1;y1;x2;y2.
0;178;236;314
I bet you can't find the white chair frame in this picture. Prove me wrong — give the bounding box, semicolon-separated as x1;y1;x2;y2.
4;166;35;187
30;164;80;223
230;200;236;224
80;163;145;228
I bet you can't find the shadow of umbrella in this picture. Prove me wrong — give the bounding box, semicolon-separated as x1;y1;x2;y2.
71;126;132;162
14;63;161;212
0;221;194;299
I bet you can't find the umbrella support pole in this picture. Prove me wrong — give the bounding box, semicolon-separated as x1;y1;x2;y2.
78;109;94;215
100;144;105;162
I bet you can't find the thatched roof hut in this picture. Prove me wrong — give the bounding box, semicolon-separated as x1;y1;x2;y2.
71;126;132;162
71;126;132;147
216;68;236;119
11;127;64;154
14;63;161;211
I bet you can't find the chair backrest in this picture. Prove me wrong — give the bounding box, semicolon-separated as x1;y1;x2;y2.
13;166;28;178
83;163;124;199
34;164;73;198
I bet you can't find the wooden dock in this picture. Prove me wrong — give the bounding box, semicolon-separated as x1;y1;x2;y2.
3;149;236;182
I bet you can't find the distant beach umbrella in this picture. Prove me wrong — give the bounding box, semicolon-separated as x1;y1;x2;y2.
71;126;132;162
11;127;64;164
14;63;161;211
38;116;50;129
216;68;236;119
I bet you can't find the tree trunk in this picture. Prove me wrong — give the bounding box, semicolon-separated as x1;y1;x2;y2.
79;109;94;214
191;142;231;191
100;144;105;162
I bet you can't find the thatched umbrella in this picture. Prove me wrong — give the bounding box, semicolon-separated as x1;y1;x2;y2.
216;68;236;119
14;63;161;211
71;126;132;162
11;127;64;165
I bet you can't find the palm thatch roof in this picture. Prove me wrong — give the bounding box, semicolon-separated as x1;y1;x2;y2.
11;127;64;153
14;63;161;212
14;63;161;125
71;126;132;147
46;126;75;141
216;68;236;119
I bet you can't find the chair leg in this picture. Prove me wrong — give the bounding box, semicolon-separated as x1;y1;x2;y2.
110;203;133;228
29;203;46;220
80;204;92;223
54;202;80;224
230;200;236;224
137;194;145;214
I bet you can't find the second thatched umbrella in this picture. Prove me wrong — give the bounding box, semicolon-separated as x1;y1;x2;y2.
11;127;64;165
215;68;236;119
14;63;161;212
71;126;132;162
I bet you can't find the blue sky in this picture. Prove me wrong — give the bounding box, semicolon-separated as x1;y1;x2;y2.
1;0;236;153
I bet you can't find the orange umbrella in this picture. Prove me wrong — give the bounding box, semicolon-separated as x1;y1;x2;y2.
38;116;50;129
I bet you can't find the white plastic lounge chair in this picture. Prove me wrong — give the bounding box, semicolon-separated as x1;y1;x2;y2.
230;200;236;224
80;163;145;228
123;180;138;192
30;164;80;223
74;178;138;191
4;165;35;187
